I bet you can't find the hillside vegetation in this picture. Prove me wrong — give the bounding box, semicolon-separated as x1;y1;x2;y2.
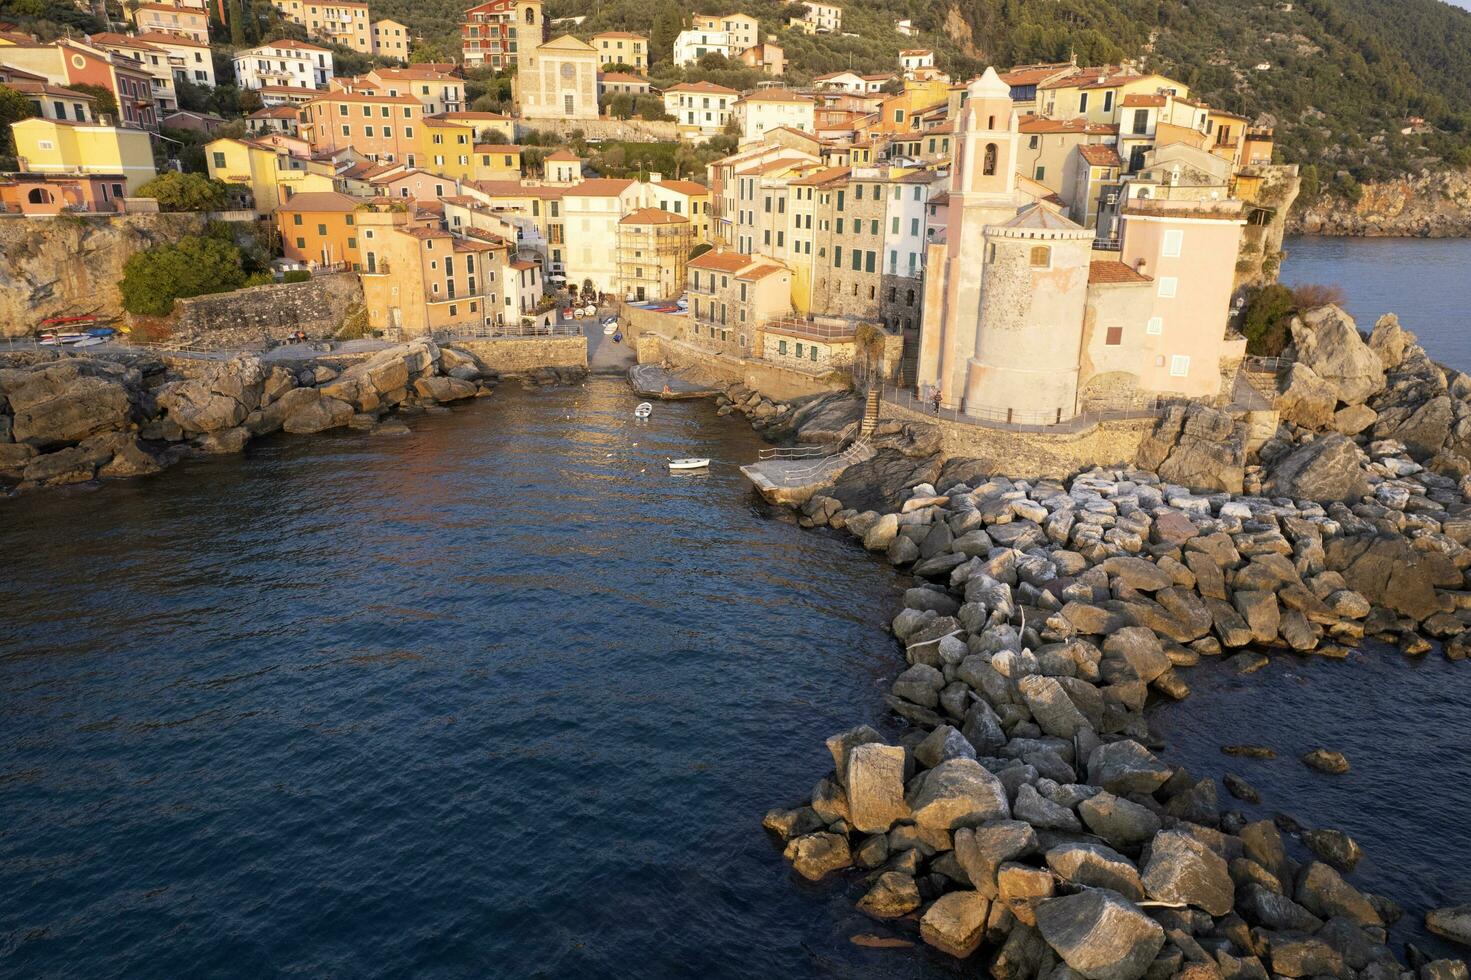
383;0;1471;184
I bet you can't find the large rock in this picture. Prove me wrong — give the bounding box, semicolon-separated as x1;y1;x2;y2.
783;831;851;881
857;871;921;919
1017;674;1091;738
1102;627;1170;684
845;743;910;833
1140;830;1234;916
954;820;1038;895
282;395;354;434
1426;905;1471;946
1046;842;1144;900
906;758;1011;831
413;375;478;403
1078;791;1162;851
920;890;989;958
1035;888;1165;980
1275;363;1339;429
1087;740;1172;795
155;356;266;435
1135;404;1245;493
828;448;946;514
1295;861;1381;926
825;725;886;786
21;445;98;485
1326;534;1458;622
319;341;438;411
5;359;137;448
1291;305;1385;404
1262;434;1369;502
1372;394;1453;459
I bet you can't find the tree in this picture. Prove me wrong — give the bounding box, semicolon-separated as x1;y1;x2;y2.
136;171;231;211
174;78;212;112
650;8;682;67
69;83;117;122
478;126;511;144
672;142;699;178
0;86;39;156
120;235;247;316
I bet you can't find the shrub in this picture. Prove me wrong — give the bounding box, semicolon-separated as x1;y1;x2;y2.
1242;283;1295;356
243;271;275;287
120;235;247;316
136;171;231;212
282;269;312;283
1290;282;1346;310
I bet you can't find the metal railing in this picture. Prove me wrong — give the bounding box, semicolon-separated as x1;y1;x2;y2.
433;320;582;342
757;444;832;461
1242;355;1293;374
778;437;871;486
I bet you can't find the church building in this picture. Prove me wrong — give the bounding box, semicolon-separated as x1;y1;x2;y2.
509;0;599;122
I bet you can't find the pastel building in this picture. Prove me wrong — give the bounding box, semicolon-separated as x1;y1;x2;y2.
233;40;334;90
916;68;1245;420
11;117;156;193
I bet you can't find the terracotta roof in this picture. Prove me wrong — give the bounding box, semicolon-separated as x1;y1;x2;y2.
688;248;754;273
1088;260;1151;285
258;38;332;51
789;165;850;186
371;66;458;80
307;92;419;106
1000;65;1072;87
899;48;933;56
278;191;359;212
545;149;580;161
4;79;95;100
510;259;539;269
591;31;645;39
132;3;207;13
663;80;739;95
430;111;512;121
250;106;301;118
737;262;785;282
257;85;318;96
1077;144;1122;167
619;206;688;225
999;203;1082;231
735;157;811;177
561;178;633;196
471;179;565;199
88;32;161;49
1121;93;1167;108
598;72;648;84
1018;115;1117;135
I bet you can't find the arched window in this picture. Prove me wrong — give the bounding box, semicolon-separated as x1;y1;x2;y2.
1030;245;1051;269
524;6;535;22
982;143;997;176
27;187;53;205
987;115;995;129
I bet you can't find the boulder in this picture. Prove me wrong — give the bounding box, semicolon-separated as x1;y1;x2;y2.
1368;313;1408;369
826;725;886;786
1078;791;1162;851
1018;674;1092;738
1136;404;1245;493
1325;534;1454;622
1102;627;1170;684
1426;905;1471;946
155;357;265;435
997;861;1055;926
282;395;354;435
21;445;97;485
1262;434;1369;502
1014;783;1081;832
1274;363;1338;429
920;890;989;958
1140;830;1234;916
846;743;910;834
1296;861;1381;926
1373;394;1453;460
413;375;478;403
1269;934;1346;978
857;871;922;919
954;820;1038;895
1035;888;1165;980
1301;828;1363;872
906;758;1011;831
783;831;851;881
1333;403;1378;436
1291;305;1385;404
1087;740;1172;796
7;360;136;448
1046;842;1144;900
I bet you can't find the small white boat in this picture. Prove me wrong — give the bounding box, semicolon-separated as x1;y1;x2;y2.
73;335;105;348
668;457;710;471
602;319;618;335
634;402;653;419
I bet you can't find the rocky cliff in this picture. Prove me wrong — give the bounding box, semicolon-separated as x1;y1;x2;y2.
1289;168;1471;237
0;212;208;337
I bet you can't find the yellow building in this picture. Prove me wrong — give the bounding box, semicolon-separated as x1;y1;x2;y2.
645;177;711;243
11;118;156;193
616;207;691;301
418;115;479;180
874;79;951;135
472;143;522;181
590;32;646;72
371;18;410;59
129;2;209;42
1036;68;1190;127
359;215;504;336
269;0;372;53
205;136;339;211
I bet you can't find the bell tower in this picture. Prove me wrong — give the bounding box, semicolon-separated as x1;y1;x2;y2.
511;0;543;110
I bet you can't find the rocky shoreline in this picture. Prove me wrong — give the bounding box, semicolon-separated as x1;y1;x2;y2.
0;343;586;493
718;313;1471;977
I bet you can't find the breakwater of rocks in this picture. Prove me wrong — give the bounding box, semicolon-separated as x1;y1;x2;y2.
0;343;586;492
719;313;1471;977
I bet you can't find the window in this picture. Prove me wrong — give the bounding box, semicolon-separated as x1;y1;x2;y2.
1078;93;1088;113
1158;276;1178;299
983;143;997;176
212;151;226;168
1103;91;1114;113
1029;245;1051;269
1034;165;1045;181
1170;355;1190;377
778;340;787;355
810;346;818;361
295;237;305;248
1146;316;1163;335
1105;326;1123;346
1162;229;1184;258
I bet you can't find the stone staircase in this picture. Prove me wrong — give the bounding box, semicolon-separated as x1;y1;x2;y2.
860;388;882;436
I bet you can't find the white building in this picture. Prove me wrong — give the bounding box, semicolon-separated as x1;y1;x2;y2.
663;80;739;139
801;1;841;32
232;40;334;90
899;48;935;76
690;13;757;51
735;89;815;143
896;18;917;36
135;31;214;87
883;173;930;284
673;28;736;66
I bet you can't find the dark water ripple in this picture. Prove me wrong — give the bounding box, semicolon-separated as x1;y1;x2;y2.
0;380;974;979
2;376;1469;975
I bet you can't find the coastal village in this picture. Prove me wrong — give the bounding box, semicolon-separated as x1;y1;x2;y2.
3;0;1471;977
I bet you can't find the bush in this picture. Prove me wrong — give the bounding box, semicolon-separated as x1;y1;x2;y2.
244;271;275;287
136;171;231;211
1290;282;1346;310
282;269;311;283
120;235;247;316
1241;283;1295;356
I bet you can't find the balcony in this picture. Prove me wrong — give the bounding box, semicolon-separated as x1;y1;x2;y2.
762;314;860;342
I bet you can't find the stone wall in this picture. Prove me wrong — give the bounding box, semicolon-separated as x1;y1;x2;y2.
515;118;679;143
0;211;209;337
451;335;587;373
169;273;365;347
883;398;1157;479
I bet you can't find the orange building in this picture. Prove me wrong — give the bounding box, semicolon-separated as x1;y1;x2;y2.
301;92;422;164
360;221;505;335
276;191;367;267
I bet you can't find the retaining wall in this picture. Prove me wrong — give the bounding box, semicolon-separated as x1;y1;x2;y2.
517;118;679;142
169;273;364;347
884;398;1157;479
451;335;587;373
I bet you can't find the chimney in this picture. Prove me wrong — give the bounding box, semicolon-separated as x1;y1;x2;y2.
1135;258;1148;275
